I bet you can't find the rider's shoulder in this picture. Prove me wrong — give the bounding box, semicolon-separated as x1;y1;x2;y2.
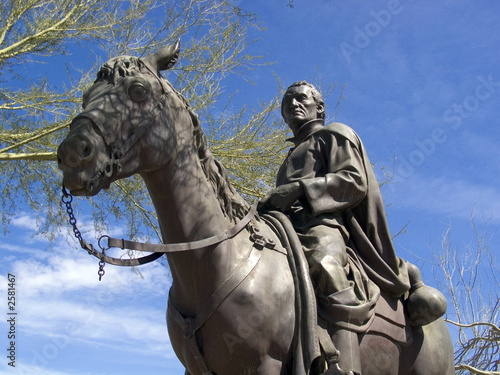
321;122;360;144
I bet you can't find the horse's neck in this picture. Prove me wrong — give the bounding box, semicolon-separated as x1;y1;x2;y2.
144;151;228;244
141;142;240;314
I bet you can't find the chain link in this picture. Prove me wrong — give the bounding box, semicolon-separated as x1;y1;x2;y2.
61;188;83;244
98;258;106;281
62;186;106;280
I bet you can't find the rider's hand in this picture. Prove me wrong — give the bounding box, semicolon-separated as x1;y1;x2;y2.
259;182;303;212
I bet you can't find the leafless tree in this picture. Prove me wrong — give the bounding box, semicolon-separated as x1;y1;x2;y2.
433;213;500;374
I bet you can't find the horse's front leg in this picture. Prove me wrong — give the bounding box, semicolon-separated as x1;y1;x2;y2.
254;355;289;375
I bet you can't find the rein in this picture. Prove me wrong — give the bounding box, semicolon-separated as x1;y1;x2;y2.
61;186;258;280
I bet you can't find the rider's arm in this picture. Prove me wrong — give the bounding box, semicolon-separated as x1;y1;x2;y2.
299;133;367;215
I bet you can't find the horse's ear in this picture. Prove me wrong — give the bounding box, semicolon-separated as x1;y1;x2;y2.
145;39;180;72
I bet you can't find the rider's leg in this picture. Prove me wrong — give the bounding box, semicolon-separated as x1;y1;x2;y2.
329;327;361;375
300;227;361;374
300;227;350;295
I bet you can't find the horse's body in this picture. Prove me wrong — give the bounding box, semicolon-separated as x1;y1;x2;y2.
57;42;454;375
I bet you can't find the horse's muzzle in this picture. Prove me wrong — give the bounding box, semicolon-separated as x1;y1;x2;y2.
57;117;104;196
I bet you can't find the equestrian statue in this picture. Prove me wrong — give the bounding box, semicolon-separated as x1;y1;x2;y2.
57;40;454;375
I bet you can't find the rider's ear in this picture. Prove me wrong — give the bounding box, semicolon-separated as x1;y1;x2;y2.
317;102;325;116
145;39;181;72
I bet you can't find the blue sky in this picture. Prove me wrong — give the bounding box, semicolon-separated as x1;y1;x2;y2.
1;1;499;374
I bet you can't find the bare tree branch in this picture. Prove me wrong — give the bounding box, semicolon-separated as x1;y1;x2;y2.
433;214;500;374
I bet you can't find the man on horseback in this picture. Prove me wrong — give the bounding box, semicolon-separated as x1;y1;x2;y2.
260;81;447;375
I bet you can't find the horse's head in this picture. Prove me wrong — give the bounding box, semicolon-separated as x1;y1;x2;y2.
58;40;188;196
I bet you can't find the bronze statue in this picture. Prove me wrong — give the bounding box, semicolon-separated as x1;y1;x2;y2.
260;81;448;374
57;41;454;374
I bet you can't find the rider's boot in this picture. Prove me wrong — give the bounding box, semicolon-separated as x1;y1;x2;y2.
322;362;356;375
405;262;447;326
321;328;360;375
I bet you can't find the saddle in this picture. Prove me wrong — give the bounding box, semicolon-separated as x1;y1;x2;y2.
262;211;415;375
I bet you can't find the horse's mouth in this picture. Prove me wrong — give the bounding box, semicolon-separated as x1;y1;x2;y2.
62;173;107;197
62;179;94;197
67;187;89;196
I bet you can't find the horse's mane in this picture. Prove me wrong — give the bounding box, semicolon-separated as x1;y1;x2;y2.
190;110;250;223
97;56;250;222
96;56;142;82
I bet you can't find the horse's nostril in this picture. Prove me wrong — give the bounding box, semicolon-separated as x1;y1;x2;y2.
78;138;94;160
58;134;95;170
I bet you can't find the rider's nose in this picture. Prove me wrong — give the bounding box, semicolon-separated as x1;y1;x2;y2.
291;98;300;106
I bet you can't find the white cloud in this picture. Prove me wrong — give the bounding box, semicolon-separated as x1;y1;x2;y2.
19;296;173;357
11;214;38;231
1;224;176;373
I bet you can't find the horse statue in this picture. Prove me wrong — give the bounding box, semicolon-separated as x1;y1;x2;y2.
57;41;455;375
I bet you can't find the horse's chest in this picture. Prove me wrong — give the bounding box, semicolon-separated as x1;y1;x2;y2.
167;248;295;374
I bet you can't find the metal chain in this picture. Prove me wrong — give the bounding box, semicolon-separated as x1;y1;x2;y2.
61;186;106;280
97;258;106;281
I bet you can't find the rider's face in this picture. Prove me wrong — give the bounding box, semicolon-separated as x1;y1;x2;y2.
281;85;323;134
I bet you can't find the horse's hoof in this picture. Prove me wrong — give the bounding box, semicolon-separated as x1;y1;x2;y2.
406;284;447;326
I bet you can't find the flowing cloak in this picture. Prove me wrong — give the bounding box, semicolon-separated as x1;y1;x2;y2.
276;120;411;329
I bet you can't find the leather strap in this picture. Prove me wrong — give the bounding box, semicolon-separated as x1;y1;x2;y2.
105;202;257;253
81;203;258;267
80;240;164;267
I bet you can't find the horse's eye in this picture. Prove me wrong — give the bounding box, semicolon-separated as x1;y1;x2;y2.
128;83;148;102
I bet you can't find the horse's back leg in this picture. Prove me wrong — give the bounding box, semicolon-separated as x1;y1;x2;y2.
360;333;401;375
409;318;454;375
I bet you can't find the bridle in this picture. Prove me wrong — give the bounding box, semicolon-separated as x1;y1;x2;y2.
73;60;169;193
61;62;258;279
